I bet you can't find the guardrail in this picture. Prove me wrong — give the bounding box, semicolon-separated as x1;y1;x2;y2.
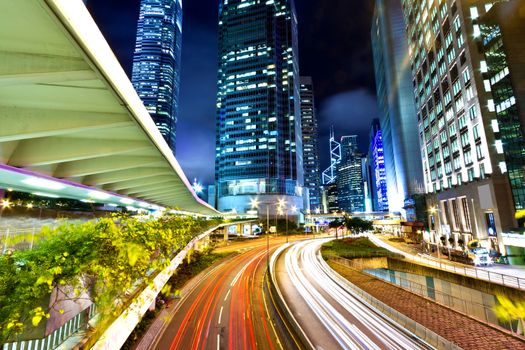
268;244;315;350
323;257;462;350
341;259;517;334
367;234;525;291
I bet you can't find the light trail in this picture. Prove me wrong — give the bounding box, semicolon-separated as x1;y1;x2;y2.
281;239;434;350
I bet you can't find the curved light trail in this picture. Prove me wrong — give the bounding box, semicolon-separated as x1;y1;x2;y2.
280;238;434;350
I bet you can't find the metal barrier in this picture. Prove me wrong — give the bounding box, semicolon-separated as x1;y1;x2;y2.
368;234;525;291
359;265;517;334
324;258;463;350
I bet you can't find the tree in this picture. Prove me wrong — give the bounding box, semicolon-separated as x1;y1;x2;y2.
328;219;344;239
344;217;373;234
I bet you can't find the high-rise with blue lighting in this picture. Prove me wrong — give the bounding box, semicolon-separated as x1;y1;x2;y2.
132;0;182;153
371;0;424;217
337;136;365;213
369;119;388;211
215;0;303;215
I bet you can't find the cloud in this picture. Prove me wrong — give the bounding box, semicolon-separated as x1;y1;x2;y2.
317;89;378;170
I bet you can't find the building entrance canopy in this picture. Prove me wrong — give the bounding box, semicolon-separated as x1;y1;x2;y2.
0;0;218;216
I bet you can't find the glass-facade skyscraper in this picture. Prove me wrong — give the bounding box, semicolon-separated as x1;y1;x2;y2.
132;0;182;153
478;1;525;212
337;136;365;213
371;0;424;217
369;119;388;211
400;0;520;253
215;0;303;215
300;76;321;212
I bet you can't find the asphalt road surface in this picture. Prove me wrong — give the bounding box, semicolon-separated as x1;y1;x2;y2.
154;239;285;350
274;238;435;350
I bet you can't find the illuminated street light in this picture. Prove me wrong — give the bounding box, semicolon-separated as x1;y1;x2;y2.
250;197;260;209
192;178;203;194
26;203;34;209
1;199;11;208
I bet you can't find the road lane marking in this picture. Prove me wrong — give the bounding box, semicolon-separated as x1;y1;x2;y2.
224;289;231;301
230;250;266;287
217;334;220;350
218;306;223;324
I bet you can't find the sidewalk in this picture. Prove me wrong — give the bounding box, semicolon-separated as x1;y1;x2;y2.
329;261;525;350
368;234;525;290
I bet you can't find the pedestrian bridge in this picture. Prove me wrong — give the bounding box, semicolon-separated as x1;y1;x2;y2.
0;0;217;215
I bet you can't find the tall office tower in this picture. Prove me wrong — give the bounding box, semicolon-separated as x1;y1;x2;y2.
369;119;389;211
337;136;365;213
322;127;342;185
371;0;424;217
215;0;303;215
132;0;182;153
300;76;322;212
400;0;519;252
478;1;525;213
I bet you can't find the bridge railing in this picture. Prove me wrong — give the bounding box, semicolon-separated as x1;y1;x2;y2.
367;233;525;291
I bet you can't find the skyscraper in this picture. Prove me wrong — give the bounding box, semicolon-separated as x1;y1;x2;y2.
215;0;303;215
132;0;182;153
369;119;388;211
478;1;525;213
300;76;321;212
337;136;365;213
371;0;424;216
400;0;519;253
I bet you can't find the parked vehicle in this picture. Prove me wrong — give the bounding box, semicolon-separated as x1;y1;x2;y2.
447;247;493;266
468;247;493;266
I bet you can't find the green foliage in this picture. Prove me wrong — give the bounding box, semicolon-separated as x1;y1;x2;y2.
328;219;345;229
344;217;373;233
0;213;222;342
494;295;525;322
321;237;403;260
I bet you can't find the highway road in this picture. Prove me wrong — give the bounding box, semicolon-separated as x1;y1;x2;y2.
274;238;435;350
152;238;287;350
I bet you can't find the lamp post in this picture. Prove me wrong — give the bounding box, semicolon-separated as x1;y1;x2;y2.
430;205;442;260
251;197;282;268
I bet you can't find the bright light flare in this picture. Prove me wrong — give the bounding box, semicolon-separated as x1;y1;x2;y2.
88;190;111;200
1;199;11;208
22;177;65;191
250;198;260;209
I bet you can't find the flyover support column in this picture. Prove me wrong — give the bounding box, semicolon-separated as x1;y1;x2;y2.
224;227;228;242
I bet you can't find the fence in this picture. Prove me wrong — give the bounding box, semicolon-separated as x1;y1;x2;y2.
367;234;525;291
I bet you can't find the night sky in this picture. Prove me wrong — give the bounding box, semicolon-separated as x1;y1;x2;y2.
87;0;377;186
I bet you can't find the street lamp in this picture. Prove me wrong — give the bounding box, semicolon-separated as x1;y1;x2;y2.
429;205;443;260
251;197;290;267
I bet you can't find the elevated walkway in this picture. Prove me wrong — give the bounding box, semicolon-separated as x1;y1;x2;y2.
0;0;217;216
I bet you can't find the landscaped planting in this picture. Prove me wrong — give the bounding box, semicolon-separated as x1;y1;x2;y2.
0;213;223;343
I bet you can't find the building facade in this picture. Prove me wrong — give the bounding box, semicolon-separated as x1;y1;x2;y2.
369;119;389;211
215;0;303;215
337;136;365;213
478;1;525;213
372;0;425;217
132;0;182;153
400;0;519;253
300;76;322;212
